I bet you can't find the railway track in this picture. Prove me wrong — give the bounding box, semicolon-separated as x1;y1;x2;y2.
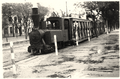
3;29;119;78
3;42;73;68
2;32;106;68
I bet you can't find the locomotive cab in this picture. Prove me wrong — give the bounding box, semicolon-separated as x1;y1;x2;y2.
43;17;70;45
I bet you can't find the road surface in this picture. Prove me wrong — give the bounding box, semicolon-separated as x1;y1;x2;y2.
3;29;119;78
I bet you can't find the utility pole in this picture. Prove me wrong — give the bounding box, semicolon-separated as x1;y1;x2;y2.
66;1;68;17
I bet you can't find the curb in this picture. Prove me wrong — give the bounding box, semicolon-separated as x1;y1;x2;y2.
2;40;29;47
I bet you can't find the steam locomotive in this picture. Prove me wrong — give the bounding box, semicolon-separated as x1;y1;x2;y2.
28;7;105;54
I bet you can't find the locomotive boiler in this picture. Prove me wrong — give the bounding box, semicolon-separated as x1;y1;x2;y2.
28;7;45;54
28;7;105;54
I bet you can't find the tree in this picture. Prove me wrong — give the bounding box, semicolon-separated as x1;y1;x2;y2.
99;2;119;30
2;2;32;38
2;2;49;39
21;2;32;39
60;9;66;17
37;3;49;21
2;3;12;40
74;1;119;32
2;3;12;29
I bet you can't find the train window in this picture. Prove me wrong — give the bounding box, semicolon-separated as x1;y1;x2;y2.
64;19;69;29
47;20;60;29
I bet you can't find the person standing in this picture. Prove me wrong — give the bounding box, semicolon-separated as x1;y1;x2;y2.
18;17;22;36
14;16;18;37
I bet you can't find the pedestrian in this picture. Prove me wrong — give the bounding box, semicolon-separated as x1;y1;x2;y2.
18;24;22;36
73;22;76;38
18;17;22;36
14;17;18;37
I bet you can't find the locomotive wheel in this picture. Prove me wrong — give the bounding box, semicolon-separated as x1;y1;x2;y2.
43;44;55;53
61;41;66;48
31;49;33;53
28;46;31;53
31;49;37;54
70;41;76;45
28;46;38;54
57;42;63;49
38;49;42;54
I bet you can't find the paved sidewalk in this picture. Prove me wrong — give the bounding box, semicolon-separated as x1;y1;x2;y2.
2;35;29;47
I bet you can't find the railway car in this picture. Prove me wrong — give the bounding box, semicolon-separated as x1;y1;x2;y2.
28;7;104;54
43;17;92;45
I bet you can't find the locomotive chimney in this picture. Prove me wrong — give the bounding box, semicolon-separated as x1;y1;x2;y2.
31;5;39;29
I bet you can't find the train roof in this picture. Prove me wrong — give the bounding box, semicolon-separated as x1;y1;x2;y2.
47;17;91;22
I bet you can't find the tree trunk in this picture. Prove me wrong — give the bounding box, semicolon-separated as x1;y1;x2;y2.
15;24;18;37
108;21;112;32
5;27;8;42
19;24;22;36
12;24;15;37
94;21;98;37
105;20;109;34
25;22;27;39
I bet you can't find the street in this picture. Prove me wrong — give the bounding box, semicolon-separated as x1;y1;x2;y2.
3;29;119;78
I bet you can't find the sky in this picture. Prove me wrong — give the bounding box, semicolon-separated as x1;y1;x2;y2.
1;0;88;19
1;0;117;15
2;0;83;12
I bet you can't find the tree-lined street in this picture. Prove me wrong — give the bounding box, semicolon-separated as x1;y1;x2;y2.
2;1;119;78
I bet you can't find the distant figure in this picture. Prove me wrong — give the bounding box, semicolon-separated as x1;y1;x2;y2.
18;18;22;36
14;17;18;37
18;24;22;36
47;21;52;29
73;22;76;38
55;21;59;29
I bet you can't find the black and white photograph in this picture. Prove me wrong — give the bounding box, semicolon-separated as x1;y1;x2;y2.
1;0;119;78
